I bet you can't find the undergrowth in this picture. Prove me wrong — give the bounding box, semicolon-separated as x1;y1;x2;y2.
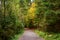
35;30;60;40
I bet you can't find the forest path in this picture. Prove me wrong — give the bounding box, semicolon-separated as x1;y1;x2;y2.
18;28;44;40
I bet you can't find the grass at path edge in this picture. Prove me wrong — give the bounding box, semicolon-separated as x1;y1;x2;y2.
35;30;60;40
11;30;24;40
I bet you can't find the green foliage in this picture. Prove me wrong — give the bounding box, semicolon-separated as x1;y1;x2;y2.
35;30;60;40
0;0;24;40
34;0;60;32
0;0;60;40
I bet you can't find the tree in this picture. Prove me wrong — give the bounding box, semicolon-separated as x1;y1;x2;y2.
0;0;24;40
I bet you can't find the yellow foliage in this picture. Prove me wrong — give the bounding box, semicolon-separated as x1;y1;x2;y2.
31;3;37;7
27;2;37;19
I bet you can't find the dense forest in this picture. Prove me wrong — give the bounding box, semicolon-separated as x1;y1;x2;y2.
0;0;60;40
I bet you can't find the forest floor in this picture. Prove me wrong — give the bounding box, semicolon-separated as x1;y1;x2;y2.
18;28;44;40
